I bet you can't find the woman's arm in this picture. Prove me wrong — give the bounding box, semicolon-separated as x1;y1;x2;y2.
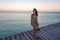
37;16;39;26
31;14;32;26
36;16;38;21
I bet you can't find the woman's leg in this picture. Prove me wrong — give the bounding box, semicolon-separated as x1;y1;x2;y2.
34;26;37;37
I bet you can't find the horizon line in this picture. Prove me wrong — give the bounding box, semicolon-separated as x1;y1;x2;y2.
0;11;60;13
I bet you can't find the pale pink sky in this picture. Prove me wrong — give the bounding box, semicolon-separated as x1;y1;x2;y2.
0;0;60;12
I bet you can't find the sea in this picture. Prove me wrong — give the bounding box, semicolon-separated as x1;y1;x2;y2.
0;12;60;38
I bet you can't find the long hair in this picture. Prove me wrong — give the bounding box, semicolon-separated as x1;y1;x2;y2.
33;8;38;16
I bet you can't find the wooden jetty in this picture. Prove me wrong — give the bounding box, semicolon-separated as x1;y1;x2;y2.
0;23;60;40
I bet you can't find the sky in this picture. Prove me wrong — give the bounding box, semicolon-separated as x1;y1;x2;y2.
0;0;60;12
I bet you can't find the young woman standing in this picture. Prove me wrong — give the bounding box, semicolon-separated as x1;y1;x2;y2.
31;8;39;38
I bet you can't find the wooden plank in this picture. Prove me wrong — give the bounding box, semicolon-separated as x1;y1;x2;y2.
38;31;48;40
18;34;23;40
6;37;11;40
15;35;20;40
21;33;27;40
23;32;31;40
41;30;57;40
0;38;2;40
29;31;42;40
2;38;6;40
26;31;35;40
39;30;51;40
18;33;25;40
28;31;34;37
10;35;16;40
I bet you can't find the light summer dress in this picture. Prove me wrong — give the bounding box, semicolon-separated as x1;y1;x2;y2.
31;14;38;28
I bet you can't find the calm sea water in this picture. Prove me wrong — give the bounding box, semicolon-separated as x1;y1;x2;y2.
0;12;60;38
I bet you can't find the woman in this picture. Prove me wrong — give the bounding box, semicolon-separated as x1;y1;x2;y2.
31;8;39;38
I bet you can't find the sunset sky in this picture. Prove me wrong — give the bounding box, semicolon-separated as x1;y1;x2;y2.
0;0;60;12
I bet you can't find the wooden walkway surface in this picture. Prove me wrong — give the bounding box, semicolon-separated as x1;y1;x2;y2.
0;23;60;40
